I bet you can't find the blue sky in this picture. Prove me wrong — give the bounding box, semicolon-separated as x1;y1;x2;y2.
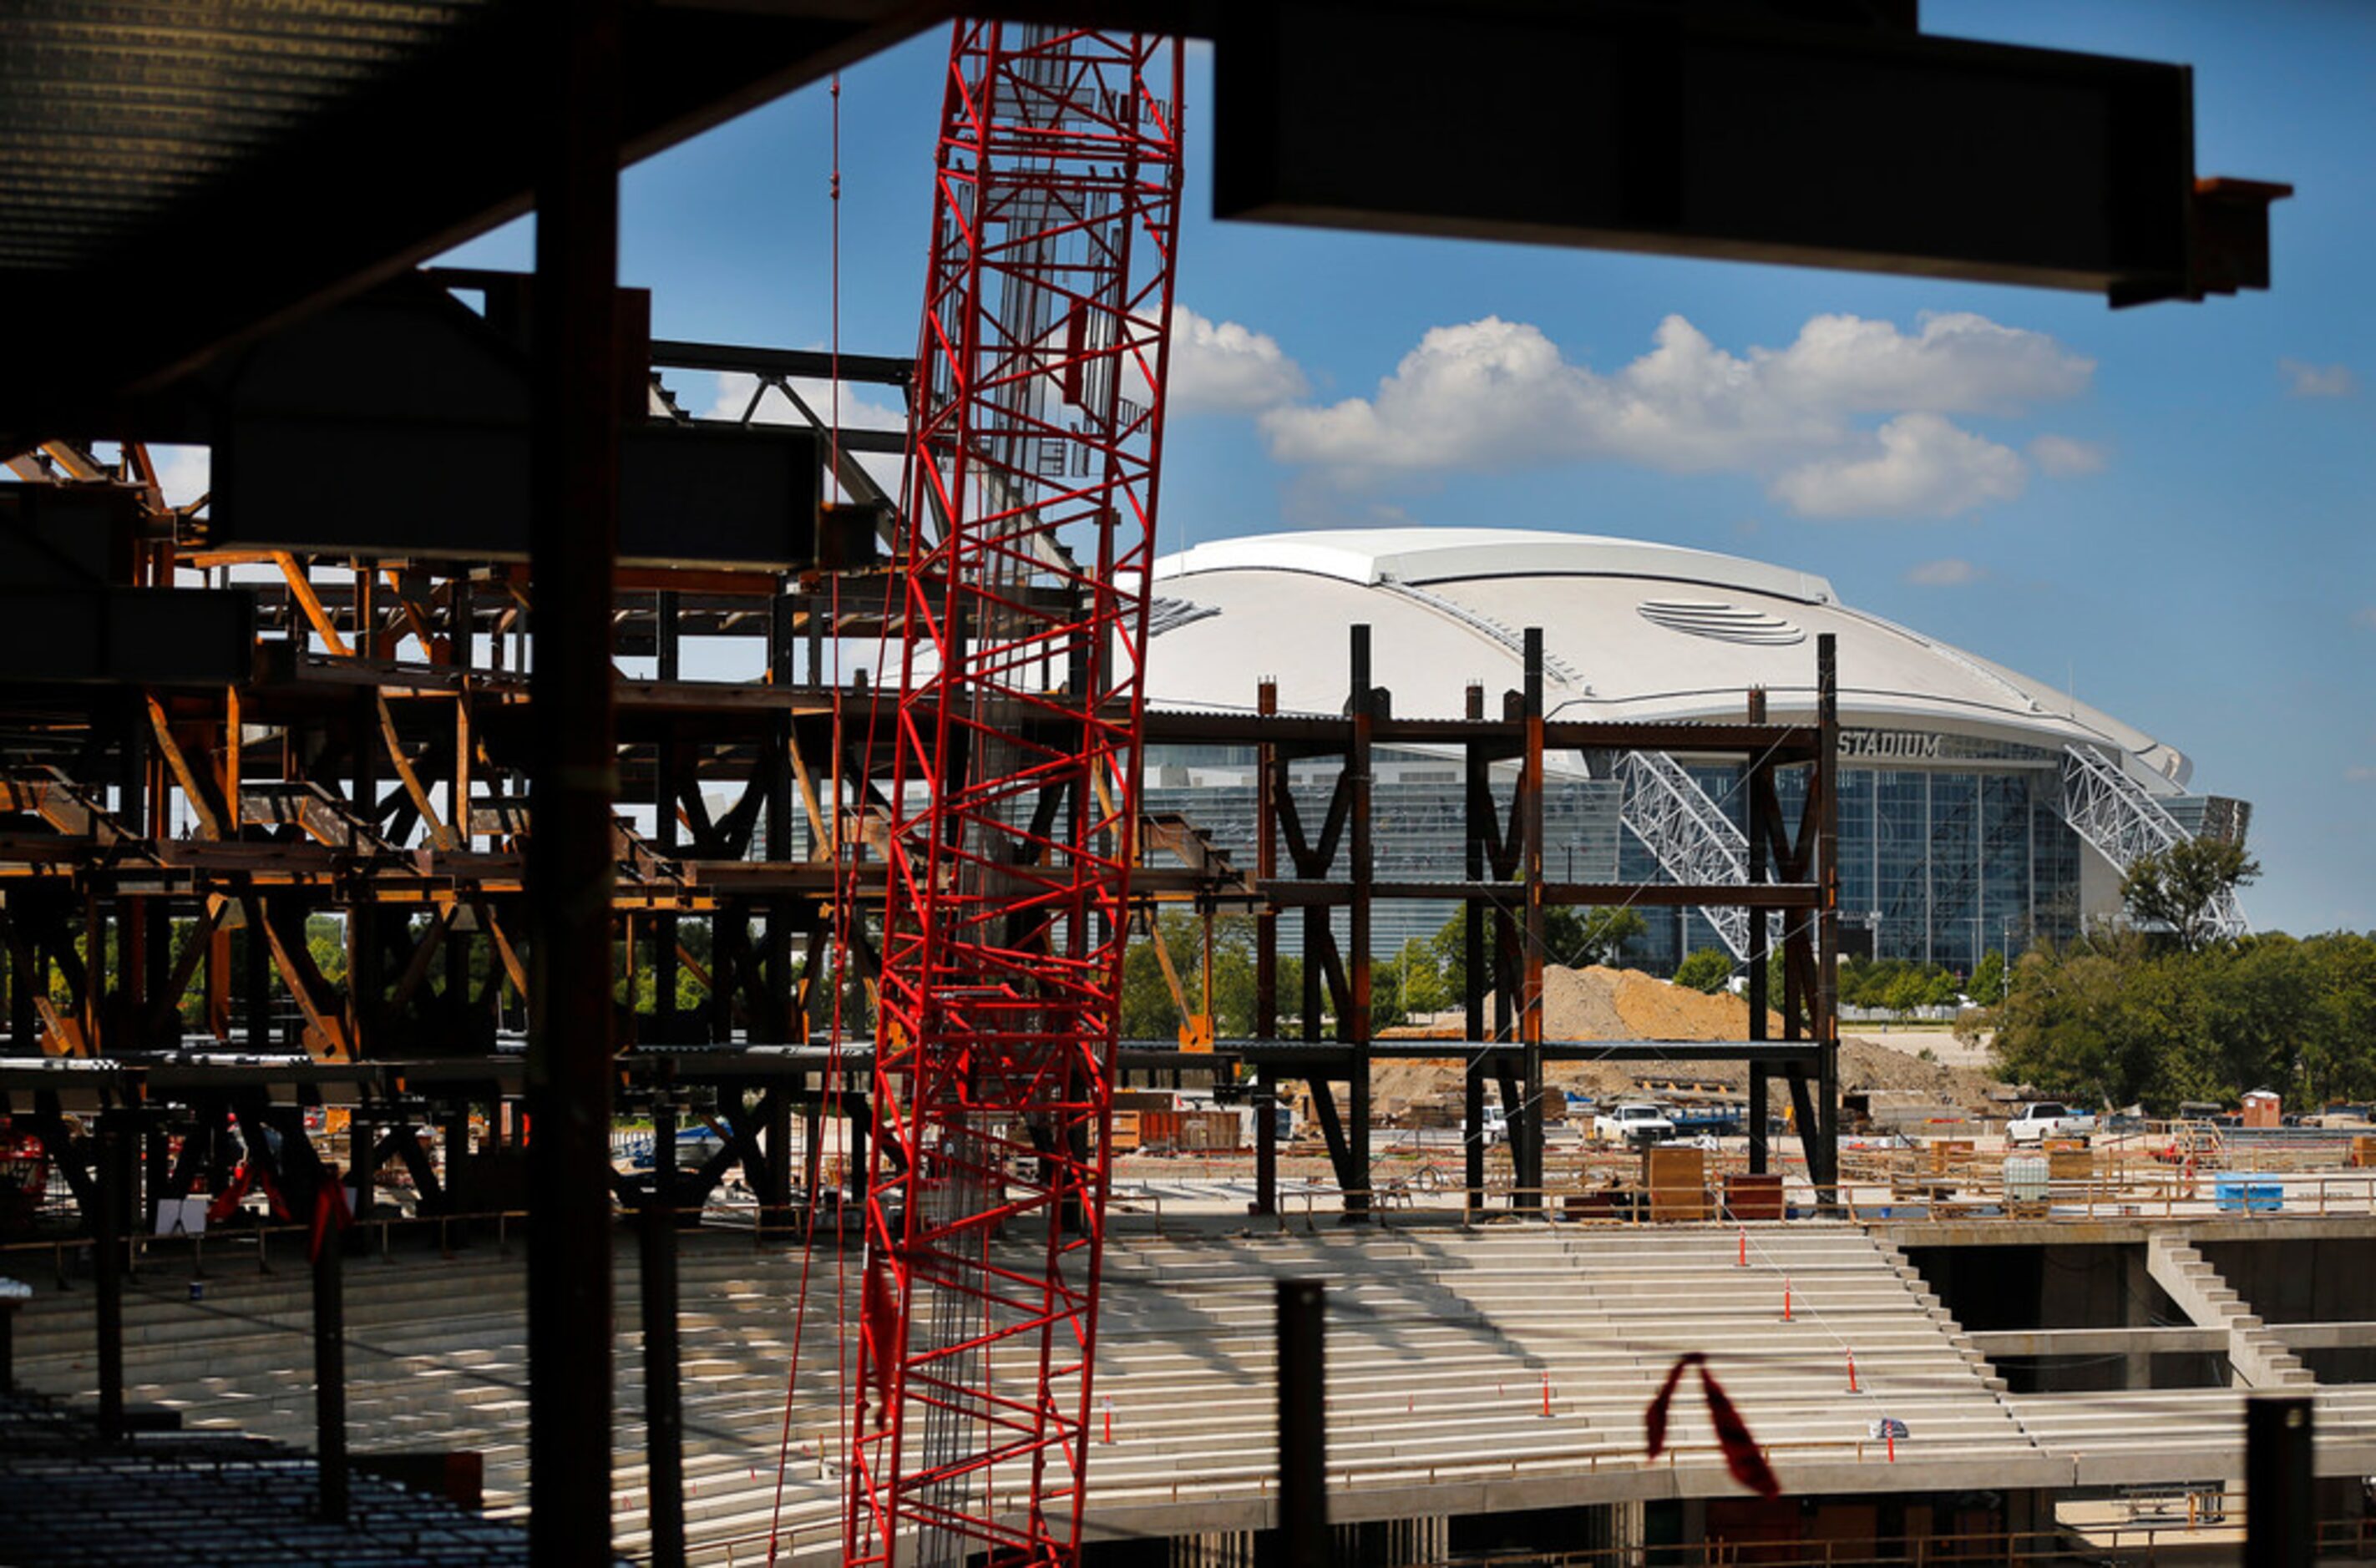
443;2;2376;934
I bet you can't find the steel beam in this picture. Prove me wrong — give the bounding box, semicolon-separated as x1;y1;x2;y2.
1346;627;1373;1219
641;1090;686;1568
1217;0;2282;306
524;3;623;1561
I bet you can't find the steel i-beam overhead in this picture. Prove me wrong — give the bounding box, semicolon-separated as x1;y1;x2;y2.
1217;0;2287;306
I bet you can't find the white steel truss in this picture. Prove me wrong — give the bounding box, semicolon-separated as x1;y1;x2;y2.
1607;750;1751;960
2059;744;2247;939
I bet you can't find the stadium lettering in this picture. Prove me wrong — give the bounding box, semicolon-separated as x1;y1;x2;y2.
1837;729;1942;760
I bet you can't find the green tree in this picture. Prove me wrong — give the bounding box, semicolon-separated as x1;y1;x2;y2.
2120;837;2261;953
1546;905;1649;970
304;913;348;986
1882;969;1930;1029
1672;948;1733;994
1427;913;1472;1004
1921;967;1963;1008
1971;948;2007;1004
2303;933;2376;1104
1387;936;1450;1020
1120;914;1303;1040
1993;937;2170;1108
1990;928;2376;1115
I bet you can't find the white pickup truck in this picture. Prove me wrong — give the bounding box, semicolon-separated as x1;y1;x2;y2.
1593;1102;1676;1146
2007;1101;2097;1146
1467;1103;1510;1148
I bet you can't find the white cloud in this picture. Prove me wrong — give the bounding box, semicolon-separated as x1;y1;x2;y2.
1755;311;2093;415
2029;434;2107;477
703;372;909;504
1771;414;2026;518
704;372;906;432
1906;557;1983;587
1257;310;2089;517
149;444;211;510
1168;306;1310;413
2356;606;2376;631
2350;766;2376;785
2281;357;2355;397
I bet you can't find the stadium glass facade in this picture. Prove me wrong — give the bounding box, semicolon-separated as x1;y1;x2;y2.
1142;735;2085;979
1643;749;2081;979
1142;751;1621;957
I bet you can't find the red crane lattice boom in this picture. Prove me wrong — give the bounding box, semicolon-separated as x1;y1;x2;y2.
850;23;1183;1565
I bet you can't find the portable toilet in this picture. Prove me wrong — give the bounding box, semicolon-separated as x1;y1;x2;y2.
2242;1090;2282;1129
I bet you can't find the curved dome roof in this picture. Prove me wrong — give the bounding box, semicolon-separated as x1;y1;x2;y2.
1147;528;2188;786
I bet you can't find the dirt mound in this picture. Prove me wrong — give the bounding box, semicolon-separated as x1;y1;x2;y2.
1539;966;1629;1039
1369;965;2003;1112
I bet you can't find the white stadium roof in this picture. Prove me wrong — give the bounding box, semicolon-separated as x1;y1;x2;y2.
1147;527;2189;787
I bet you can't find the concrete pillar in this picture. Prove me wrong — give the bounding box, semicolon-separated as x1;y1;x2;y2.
2124;1244;2156;1389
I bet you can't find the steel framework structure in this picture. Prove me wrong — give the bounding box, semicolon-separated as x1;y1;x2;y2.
2059;743;2247;940
1604;749;1755;960
851;23;1183;1566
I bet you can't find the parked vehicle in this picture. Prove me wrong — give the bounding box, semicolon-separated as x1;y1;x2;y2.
1668;1105;1745;1139
1468;1103;1510;1148
2007;1102;2096;1146
1593;1102;1676;1146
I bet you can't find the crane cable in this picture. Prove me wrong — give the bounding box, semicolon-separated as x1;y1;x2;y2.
766;69;844;1565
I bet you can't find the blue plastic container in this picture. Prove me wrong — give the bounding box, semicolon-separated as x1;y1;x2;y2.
2214;1176;2282;1213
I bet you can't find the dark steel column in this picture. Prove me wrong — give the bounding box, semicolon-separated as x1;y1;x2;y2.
762;1088;793;1236
7;915;33;1053
1462;683;1487;1213
143;1122;168;1237
1274;1280;1328;1568
93;1115;126;1441
654;589;681;1039
525;2;623;1560
801;1083;824;1201
245;904;271;1052
315;1163;348;1521
115;704;146;1050
1253;1072;1278;1219
348;1115;375;1226
1345;626;1372;1220
2246;1397;2313;1568
1517;629;1546;1211
1745;688;1770;1176
846;1082;867;1196
766;591;797;1043
1254;679;1278;1217
641;1092;685;1568
443;1107;470;1217
1814;634;1842;1196
350;665;383;1060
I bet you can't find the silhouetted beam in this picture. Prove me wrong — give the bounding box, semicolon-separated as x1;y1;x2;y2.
651;339;914;388
0;589;255;685
1217;0;2283;306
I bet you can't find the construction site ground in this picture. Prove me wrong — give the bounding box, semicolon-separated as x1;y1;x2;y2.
1375;964;2003;1116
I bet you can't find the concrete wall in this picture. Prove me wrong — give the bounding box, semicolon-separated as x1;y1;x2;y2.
1904;1242;2226;1393
2202;1236;2376;1382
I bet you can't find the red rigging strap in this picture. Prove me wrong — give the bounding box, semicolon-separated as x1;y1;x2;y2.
848;23;1183;1567
1644;1352;1782;1500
